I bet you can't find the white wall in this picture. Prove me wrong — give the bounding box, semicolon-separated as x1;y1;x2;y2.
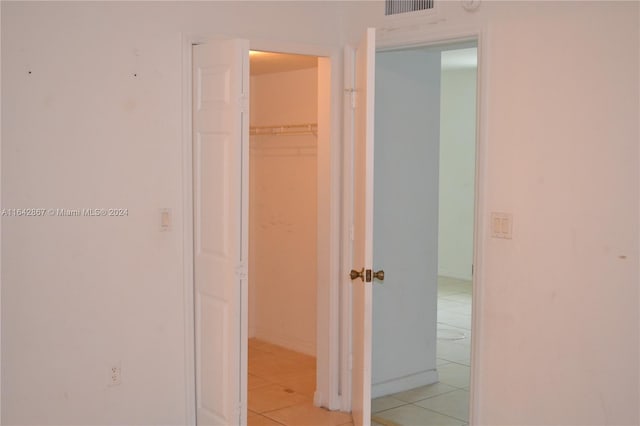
372;49;441;397
249;67;318;356
478;6;639;424
345;1;639;424
438;66;477;281
0;2;345;424
477;4;638;424
2;1;639;425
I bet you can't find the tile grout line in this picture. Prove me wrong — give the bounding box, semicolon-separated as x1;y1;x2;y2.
408;400;469;423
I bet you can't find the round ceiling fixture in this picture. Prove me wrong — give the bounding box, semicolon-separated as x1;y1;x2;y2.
462;0;481;12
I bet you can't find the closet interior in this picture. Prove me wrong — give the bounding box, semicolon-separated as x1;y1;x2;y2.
247;51;320;418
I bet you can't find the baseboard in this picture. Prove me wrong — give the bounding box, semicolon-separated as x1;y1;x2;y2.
438;270;472;281
371;368;439;398
253;328;315;357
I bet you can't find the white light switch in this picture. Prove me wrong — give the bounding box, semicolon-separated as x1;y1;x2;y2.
491;212;512;239
160;208;171;231
501;218;509;234
493;217;501;234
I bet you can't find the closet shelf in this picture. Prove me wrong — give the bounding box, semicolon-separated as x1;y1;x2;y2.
250;123;317;136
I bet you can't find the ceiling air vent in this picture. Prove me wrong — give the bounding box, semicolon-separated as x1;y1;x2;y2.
385;0;434;16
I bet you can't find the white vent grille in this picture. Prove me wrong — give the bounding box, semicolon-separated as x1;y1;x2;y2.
385;0;434;16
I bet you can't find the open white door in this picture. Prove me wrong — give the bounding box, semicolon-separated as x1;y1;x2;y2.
193;39;249;426
350;28;376;426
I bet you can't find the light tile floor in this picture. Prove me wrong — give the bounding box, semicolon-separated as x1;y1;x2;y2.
249;277;471;426
371;276;472;426
248;338;353;426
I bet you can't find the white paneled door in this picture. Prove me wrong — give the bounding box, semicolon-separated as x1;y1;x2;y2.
350;28;376;426
192;39;249;426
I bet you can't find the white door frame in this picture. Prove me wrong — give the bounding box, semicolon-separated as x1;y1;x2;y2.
181;33;344;425
342;24;489;424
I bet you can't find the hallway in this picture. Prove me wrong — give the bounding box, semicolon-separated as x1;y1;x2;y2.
371;277;471;426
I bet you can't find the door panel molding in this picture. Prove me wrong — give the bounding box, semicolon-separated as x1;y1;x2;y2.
192;39;248;426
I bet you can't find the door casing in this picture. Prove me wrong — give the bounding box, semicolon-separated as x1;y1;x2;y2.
181;33;343;425
181;22;490;424
341;24;489;424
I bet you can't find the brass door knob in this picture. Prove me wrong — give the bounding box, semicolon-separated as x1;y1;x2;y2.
373;270;385;281
350;268;364;281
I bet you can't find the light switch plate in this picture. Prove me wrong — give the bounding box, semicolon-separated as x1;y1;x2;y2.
160;208;171;232
491;212;512;239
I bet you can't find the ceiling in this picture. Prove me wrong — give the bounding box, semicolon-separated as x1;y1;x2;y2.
250;51;318;76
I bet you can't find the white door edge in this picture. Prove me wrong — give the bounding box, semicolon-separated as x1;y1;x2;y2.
339;43;357;413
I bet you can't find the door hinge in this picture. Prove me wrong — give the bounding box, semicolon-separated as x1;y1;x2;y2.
240;95;249;113
237;402;245;425
345;88;356;109
235;263;248;280
471;264;474;276
365;269;372;283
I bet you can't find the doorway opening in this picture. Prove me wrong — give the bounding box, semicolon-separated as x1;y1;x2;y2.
369;42;478;426
433;45;478;423
187;39;344;425
246;51;350;425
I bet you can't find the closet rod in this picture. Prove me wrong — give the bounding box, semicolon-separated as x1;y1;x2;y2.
250;123;317;136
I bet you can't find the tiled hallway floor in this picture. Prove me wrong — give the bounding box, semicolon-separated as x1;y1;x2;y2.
249;277;470;426
248;338;353;426
371;277;472;426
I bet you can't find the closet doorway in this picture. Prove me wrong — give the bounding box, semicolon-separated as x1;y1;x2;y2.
247;51;330;424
